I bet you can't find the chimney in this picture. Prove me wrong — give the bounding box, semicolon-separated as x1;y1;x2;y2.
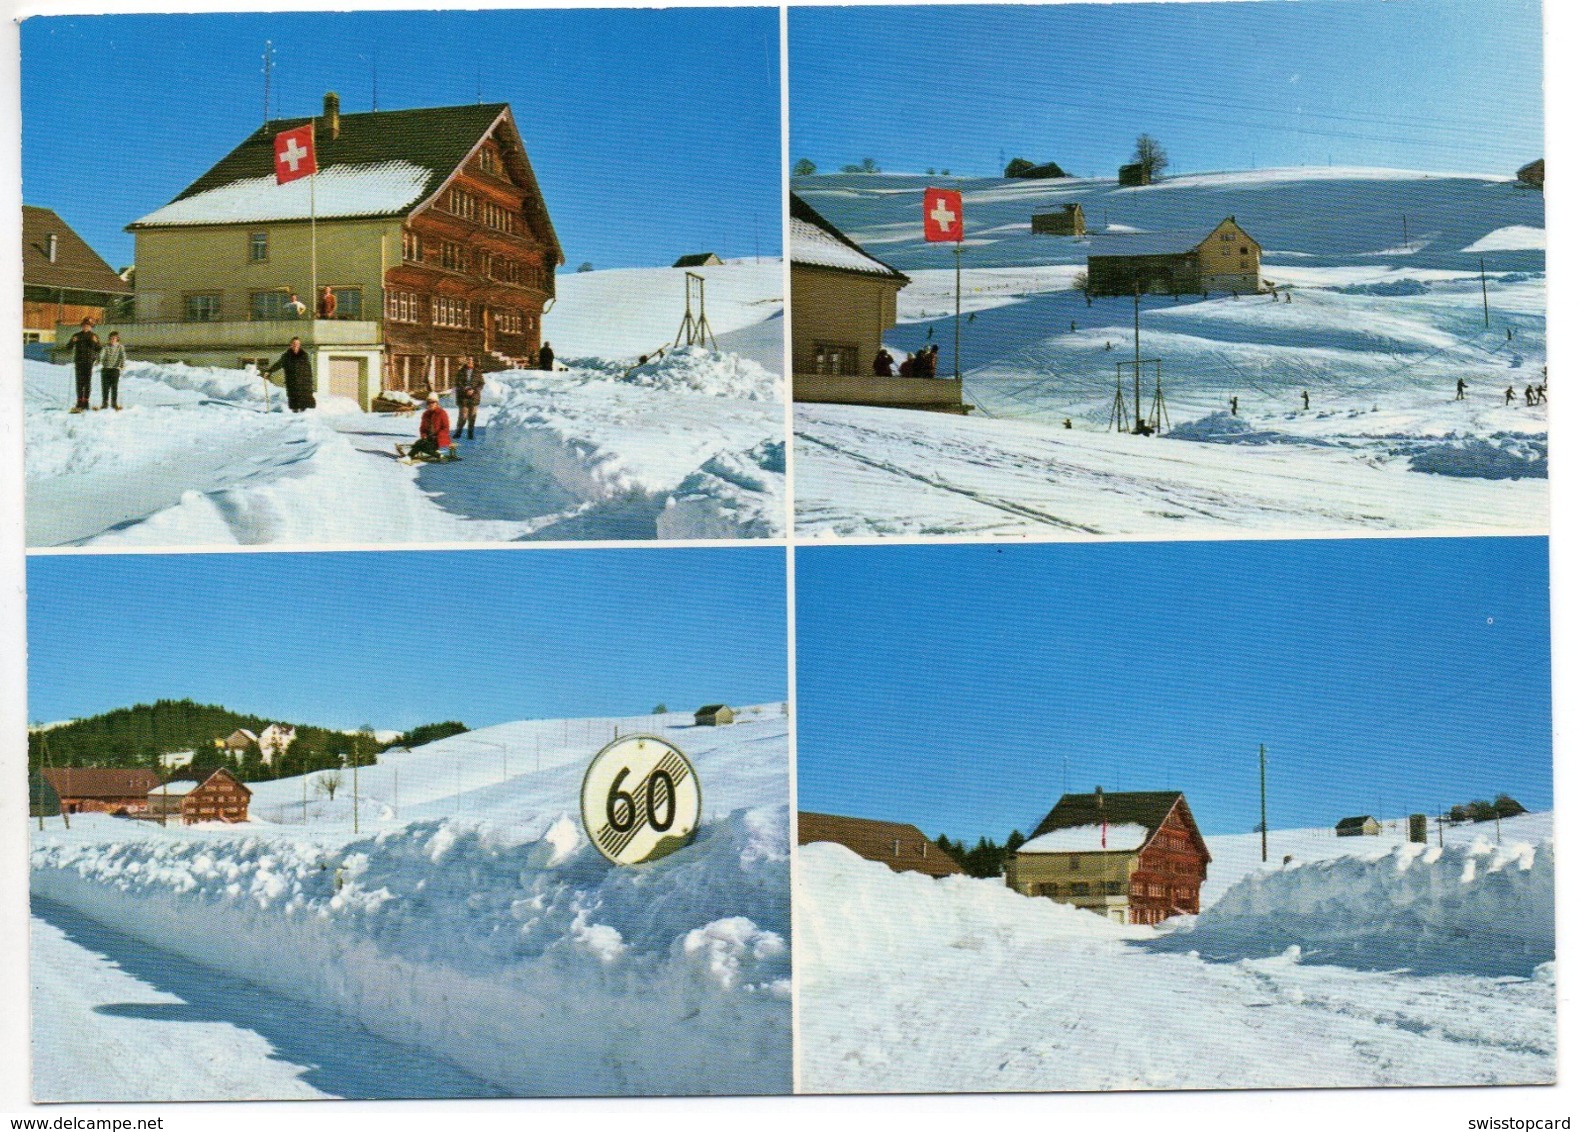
323;91;341;140
45;233;57;263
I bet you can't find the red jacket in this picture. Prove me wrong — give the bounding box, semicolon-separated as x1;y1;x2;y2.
420;404;451;448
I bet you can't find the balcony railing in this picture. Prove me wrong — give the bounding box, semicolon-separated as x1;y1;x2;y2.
54;317;382;351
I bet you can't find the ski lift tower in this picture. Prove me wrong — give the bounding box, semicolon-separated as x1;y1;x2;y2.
1111;285;1169;435
674;271;717;351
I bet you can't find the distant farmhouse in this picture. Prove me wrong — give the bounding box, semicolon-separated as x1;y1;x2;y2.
1009;161;1068;180
1005;790;1210;926
1087;217;1263;296
694;704;735;727
790;193;964;414
1517;159;1544;191
798;812;964;878
673;252;723;268
22;205;131;351
148;768;252;824
221;728;260;759
1335;815;1381;837
40;767;162;816
90;94;562;408
1118;162;1152;187
1031;203;1086;237
258;723;297;767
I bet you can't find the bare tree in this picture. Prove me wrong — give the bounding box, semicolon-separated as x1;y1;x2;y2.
314;768;344;801
1132;134;1169;180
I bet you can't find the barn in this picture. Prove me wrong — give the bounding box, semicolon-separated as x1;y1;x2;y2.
41;767;163;815
23;206;131;354
673;252;724;268
148;768;252;824
1118;162;1151;187
103;93;562;407
1335;815;1381;837
1031;203;1085;237
1004;789;1210;925
1087;217;1262;296
694;704;736;727
222;728;260;758
798;812;964;878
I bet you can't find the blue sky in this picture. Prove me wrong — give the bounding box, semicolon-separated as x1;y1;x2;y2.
795;537;1552;839
790;0;1543;179
22;8;782;272
27;549;787;733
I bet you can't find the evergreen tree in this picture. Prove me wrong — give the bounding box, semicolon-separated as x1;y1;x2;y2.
792;158;816;177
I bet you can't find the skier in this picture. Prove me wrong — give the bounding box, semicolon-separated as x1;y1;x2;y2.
286;291;307;319
1524;384;1535;406
1301;389;1310;410
98;331;127;411
1062;418;1073;429
402;392;453;462
1230;395;1239;417
1104;341;1113;351
1070;320;1077;333
317;286;337;320
1537;382;1547;404
1506;385;1516;406
1284;291;1291;304
1507;327;1514;342
1455;377;1467;401
454;356;483;440
65;317;100;413
538;340;555;372
926;326;934;341
968;311;976;324
872;348;894;377
265;336;316;412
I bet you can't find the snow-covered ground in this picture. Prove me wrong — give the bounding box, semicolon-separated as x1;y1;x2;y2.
793;169;1546;537
25;262;785;546
30;705;792;1100
797;810;1554;1093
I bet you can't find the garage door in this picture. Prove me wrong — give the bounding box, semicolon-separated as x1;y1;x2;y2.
328;356;363;402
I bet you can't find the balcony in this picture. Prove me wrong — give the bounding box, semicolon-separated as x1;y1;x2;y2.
793;374;970;415
55;317;383;354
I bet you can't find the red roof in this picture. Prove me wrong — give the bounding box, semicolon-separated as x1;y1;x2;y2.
42;767;162;799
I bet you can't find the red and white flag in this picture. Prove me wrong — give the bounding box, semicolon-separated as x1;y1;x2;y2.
274;124;317;185
923;187;964;243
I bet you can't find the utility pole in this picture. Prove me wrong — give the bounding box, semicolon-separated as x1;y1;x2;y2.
352;733;360;836
1259;743;1268;863
1133;286;1143;432
1480;258;1490;328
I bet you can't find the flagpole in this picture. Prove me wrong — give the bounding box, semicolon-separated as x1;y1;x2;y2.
310;123;318;329
953;244;962;380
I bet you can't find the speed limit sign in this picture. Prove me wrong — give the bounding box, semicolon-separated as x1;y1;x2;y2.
580;735;701;865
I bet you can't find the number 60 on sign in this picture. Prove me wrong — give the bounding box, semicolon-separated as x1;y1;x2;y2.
580;735;702;865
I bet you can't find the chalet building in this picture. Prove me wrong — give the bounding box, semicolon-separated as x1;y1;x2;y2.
1010;161;1069;180
1005;790;1210;926
1118;162;1151;187
798;812;964;879
257;723;296;767
1517;159;1544;191
1032;203;1086;237
148;768;252;824
673;252;723;268
221;728;260;758
1087;217;1263;297
41;767;163;815
95;94;562;408
790;193;965;414
694;704;736;727
23;205;131;349
1335;815;1381;837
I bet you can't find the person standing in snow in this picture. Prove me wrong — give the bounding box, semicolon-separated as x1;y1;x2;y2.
872;348;894;377
266;337;316;412
66;318;100;413
1505;384;1516;406
318;286;337;320
1524;384;1536;406
98;331;127;411
454;356;483;441
1301;389;1310;410
286;292;307;319
538;340;555;371
1230;395;1239;417
408;392;452;461
1456;377;1467;401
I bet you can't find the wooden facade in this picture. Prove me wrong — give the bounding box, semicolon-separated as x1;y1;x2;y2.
694;704;736;726
1087;217;1262;297
22;206;131;345
41;767;163;815
150;768;252;824
798;812;964;878
1032;203;1086;237
1335;815;1381;837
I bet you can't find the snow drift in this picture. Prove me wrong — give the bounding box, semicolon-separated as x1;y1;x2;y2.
1169;837;1553;976
32;807;792;1096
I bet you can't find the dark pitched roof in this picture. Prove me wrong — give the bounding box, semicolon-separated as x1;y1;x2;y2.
132;102;562;262
789;192;908;282
22;206;130;295
193;767;252;797
673;253;721;268
695;704;731;714
1030;790;1210;861
798;811;964;877
1335;815;1375;829
42;767;162;799
1088;217;1256;259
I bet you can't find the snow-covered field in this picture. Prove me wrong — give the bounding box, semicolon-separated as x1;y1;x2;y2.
797;811;1554;1092
25;261;785;546
30;706;792;1101
793;169;1546;537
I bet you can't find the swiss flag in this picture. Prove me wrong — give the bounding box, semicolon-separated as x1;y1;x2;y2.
274;124;317;185
923;187;964;242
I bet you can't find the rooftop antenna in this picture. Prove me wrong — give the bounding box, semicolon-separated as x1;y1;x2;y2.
262;40;274;124
369;51;379;111
476;64;483;105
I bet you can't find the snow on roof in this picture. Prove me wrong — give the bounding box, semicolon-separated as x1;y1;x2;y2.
151;780;200;797
1087;226;1223;257
790;216;902;277
132;161;433;228
1019;823;1151;853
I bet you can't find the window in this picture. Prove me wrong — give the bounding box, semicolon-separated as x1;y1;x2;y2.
1069;882;1090;896
402;230;422;261
1068;855;1080;871
330;287;362;320
385;291;422;324
812;343;858;375
433;295;471;328
249;232;269;262
250;291;293;321
480;148;499;176
495;309;525;335
440;241;466;271
1240;246;1250;256
445;187;478;222
1105;881;1124;896
185;293;222;322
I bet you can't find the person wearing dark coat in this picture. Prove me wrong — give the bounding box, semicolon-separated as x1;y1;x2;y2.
454;356;484;440
66;318;100;413
872;349;894;377
1456;377;1467;401
538;341;555;371
266;337;316;411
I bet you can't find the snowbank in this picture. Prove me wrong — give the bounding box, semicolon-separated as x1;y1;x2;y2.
1174;838;1553;976
658;439;786;540
32;807;792;1096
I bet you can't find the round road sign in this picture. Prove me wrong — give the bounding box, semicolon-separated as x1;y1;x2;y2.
580;734;701;865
